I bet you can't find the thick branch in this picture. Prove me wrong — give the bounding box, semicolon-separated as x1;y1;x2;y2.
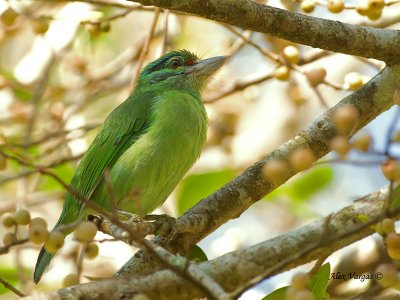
129;0;400;64
118;65;400;275
24;186;394;299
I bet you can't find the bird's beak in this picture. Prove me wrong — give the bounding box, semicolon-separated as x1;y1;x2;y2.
185;56;228;77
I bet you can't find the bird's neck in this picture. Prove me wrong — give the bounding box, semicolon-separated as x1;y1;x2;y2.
149;90;207;143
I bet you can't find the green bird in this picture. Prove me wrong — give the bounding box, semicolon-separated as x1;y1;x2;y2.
33;50;227;283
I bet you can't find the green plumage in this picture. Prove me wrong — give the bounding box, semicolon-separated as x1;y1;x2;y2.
33;50;226;283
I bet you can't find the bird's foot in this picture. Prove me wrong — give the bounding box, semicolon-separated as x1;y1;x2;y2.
114;210;157;238
144;214;179;238
116;210;143;223
90;211;180;239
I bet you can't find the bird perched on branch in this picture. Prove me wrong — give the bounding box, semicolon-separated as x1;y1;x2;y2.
34;50;227;283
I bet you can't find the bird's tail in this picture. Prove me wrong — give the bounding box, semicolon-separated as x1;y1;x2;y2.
33;211;74;284
33;247;54;284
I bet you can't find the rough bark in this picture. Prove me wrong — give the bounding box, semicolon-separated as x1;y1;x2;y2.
129;0;400;64
24;186;393;299
118;65;400;276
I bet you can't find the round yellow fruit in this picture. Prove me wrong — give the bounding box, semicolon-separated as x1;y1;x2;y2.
289;148;315;172
262;159;290;184
44;231;64;254
74;221;97;242
273;65;290;81
328;0;345;13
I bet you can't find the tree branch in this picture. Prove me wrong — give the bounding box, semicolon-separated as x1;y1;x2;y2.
117;65;400;275
128;0;400;64
23;185;395;299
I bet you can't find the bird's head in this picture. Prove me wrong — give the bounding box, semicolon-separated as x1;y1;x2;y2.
135;50;227;96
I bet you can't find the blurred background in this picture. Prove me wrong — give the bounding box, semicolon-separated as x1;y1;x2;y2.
0;0;400;299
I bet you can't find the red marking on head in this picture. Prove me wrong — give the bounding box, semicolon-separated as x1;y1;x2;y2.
186;59;195;66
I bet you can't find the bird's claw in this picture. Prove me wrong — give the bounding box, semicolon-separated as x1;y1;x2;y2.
116;210;143;223
97;211;179;239
144;214;179;238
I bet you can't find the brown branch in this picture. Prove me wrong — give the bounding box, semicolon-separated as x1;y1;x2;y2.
117;64;400;276
204;72;273;103
22;185;396;299
95;216;231;300
226;30;252;57
82;6;137;24
130;8;161;89
0;276;25;298
76;244;86;285
225;24;281;63
161;9;170;55
0;239;29;255
204;28;342;103
0;152;226;300
0;153;84;185
24;55;55;144
9;123;100;148
44;0;137;9
127;0;400;64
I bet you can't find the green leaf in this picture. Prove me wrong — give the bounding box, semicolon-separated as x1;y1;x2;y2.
265;167;334;203
390;185;400;211
356;214;370;223
289;167;333;202
261;286;288;300
13;87;33;102
176;169;235;215
311;263;331;300
262;264;330;300
185;245;208;262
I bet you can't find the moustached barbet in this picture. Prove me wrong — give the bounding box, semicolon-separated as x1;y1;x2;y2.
33;50;227;283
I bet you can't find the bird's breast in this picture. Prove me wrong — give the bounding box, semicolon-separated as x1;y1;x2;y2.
109;91;207;215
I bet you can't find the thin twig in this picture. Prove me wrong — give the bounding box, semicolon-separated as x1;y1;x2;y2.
9;123;100;148
226;31;253;56
224;24;281;63
309;256;328;276
0;277;25;297
204;72;273;103
208;27;343;103
45;0;137;9
0;154;84;185
384;106;400;156
96;216;230;300
0;239;29;255
24;55;55;144
161;9;169;55
82;6;136;24
298;50;332;65
315;158;385;166
312;86;329;109
229;203;400;298
0;151;225;300
76;243;87;284
323;78;344;90
130;8;161;89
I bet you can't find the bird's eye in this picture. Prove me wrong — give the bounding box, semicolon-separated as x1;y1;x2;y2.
169;59;182;69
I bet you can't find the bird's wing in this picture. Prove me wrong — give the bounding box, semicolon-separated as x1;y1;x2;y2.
34;93;155;284
63;92;155;219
